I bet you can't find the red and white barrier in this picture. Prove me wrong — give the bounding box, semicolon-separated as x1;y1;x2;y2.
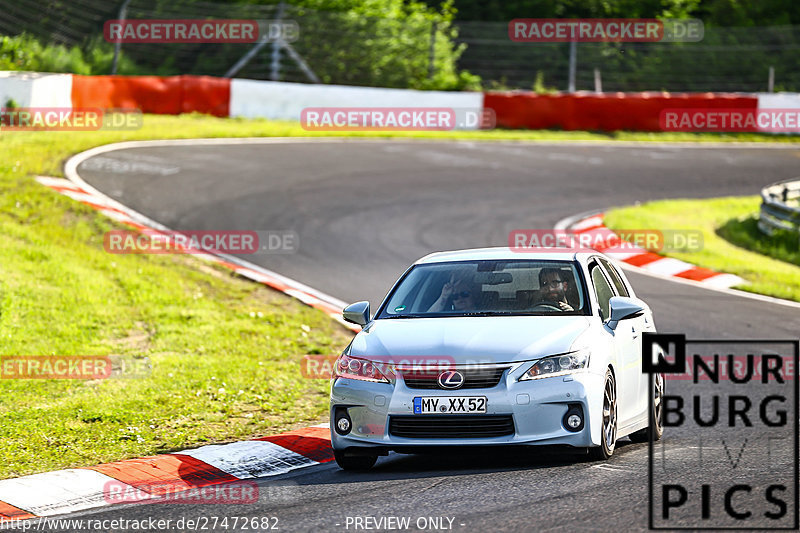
3;70;798;133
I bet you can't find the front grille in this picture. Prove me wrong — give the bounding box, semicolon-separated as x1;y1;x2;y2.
389;415;515;438
402;368;506;389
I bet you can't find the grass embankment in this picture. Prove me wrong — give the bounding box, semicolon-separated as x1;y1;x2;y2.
0;118;363;479
3;115;800;480
604;197;800;302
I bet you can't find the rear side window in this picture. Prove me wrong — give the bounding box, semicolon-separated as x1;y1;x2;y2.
590;263;614;321
598;257;629;297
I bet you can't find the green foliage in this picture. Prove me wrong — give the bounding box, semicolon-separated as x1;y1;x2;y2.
1;0;480;90
532;71;558;93
0;34;136;75
572;26;800;92
427;0;800;92
425;0;799;25
162;0;480;90
718;216;800;267
287;0;477;90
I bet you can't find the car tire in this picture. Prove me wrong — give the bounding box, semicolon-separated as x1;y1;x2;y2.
629;372;664;443
334;450;378;471
588;370;617;461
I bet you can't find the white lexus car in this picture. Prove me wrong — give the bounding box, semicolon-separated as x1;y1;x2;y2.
330;248;665;470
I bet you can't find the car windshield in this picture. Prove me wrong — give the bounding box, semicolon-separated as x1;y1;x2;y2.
377;260;587;318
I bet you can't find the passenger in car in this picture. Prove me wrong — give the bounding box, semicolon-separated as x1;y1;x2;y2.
428;273;480;312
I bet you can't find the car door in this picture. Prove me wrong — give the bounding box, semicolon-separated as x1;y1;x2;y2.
589;259;638;426
598;257;648;420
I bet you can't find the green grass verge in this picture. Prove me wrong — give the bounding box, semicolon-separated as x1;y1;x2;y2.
604;197;800;302
3;115;800;480
718;217;800;267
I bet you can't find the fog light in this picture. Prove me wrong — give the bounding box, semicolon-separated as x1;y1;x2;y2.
563;404;584;432
334;408;352;435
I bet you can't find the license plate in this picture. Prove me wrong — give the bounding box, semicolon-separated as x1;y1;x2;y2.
413;396;487;414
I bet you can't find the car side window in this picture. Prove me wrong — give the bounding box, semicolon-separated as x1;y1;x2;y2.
590;262;614;321
598;257;630;297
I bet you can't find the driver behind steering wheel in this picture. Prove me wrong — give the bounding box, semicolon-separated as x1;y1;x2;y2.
535;267;574;311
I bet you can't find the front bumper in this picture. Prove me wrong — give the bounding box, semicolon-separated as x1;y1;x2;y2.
330;367;606;451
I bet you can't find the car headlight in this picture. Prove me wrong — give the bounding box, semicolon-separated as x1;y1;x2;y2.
334;354;390;383
519;350;590;381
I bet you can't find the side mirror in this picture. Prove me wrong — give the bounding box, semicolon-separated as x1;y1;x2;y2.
343;301;370;326
607;296;646;330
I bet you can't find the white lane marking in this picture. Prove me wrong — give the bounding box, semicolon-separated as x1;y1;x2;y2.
0;469;134;517
78;155;180;176
590;464;634;472
175;440;316;479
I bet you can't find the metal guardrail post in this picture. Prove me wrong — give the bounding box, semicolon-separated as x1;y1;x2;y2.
111;0;132;75
567;41;577;93
270;1;286;81
428;20;437;80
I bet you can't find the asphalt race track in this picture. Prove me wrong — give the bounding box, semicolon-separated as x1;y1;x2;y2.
62;139;800;531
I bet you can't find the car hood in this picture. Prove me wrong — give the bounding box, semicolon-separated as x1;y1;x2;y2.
349;316;591;364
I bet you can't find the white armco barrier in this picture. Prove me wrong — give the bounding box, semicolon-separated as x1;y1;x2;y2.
757;92;800;109
756;93;800;133
230;79;485;129
0;71;72;108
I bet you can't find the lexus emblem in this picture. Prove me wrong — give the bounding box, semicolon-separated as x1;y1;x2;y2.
437;370;465;389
